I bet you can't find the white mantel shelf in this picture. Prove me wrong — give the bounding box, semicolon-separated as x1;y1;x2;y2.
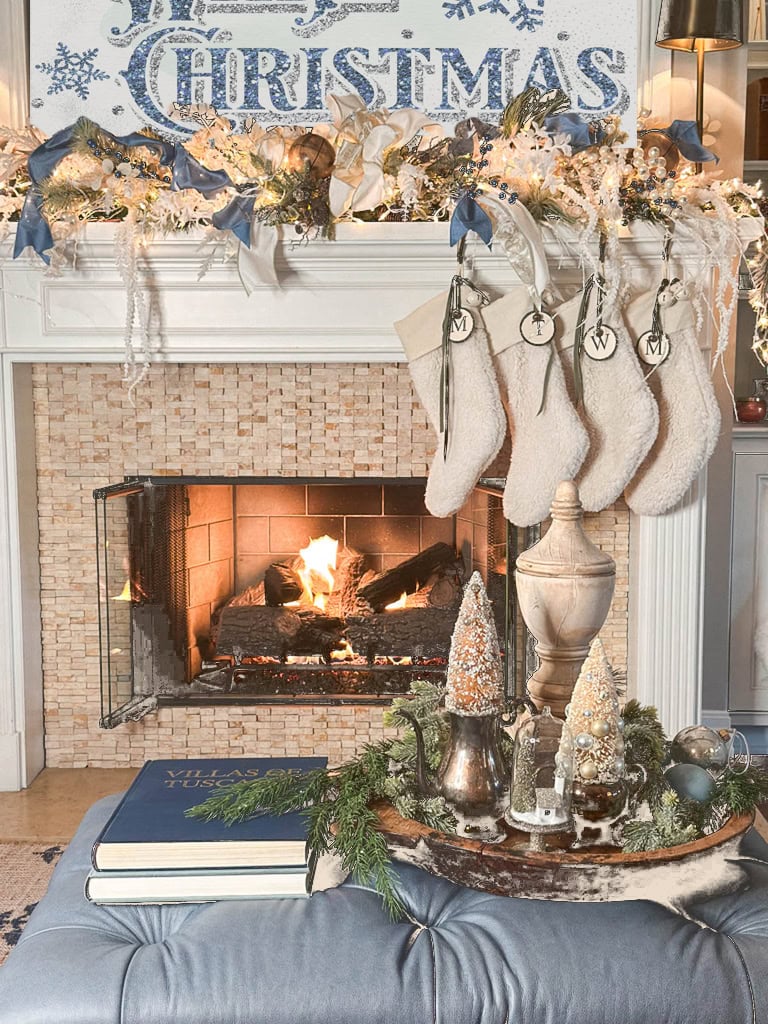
0;221;711;364
0;219;729;788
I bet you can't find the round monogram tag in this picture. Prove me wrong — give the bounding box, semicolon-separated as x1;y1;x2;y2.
583;324;618;361
520;309;556;346
636;330;670;366
449;307;474;343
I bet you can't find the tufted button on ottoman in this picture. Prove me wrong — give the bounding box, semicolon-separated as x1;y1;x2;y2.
1;794;767;1024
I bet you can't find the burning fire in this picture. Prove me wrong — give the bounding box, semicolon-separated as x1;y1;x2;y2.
112;579;132;602
296;535;338;612
330;640;356;662
385;592;408;610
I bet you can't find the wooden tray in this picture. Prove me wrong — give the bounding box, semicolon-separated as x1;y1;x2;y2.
372;801;754;901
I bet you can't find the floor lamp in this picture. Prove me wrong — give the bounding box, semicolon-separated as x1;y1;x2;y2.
656;0;745;171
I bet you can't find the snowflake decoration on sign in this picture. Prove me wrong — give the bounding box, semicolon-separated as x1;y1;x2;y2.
36;43;110;101
442;0;476;18
442;0;544;29
509;0;544;31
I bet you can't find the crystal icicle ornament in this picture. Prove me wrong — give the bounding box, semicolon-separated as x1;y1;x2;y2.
445;571;504;717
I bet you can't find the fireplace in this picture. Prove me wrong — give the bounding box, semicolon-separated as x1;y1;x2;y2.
95;476;531;726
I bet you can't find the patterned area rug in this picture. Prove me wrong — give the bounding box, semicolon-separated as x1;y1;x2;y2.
0;843;66;967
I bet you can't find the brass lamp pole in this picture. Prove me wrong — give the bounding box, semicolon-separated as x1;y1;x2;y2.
656;0;745;171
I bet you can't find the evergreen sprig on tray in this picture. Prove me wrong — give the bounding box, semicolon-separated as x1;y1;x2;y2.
620;701;768;851
188;683;768;907
621;790;699;853
186;680;456;918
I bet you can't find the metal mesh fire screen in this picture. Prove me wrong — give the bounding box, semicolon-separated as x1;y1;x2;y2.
95;477;536;728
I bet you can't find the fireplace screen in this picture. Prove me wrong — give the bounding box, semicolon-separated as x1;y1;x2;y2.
95;477;535;727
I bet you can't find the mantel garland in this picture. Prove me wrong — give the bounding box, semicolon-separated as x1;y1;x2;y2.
1;87;768;388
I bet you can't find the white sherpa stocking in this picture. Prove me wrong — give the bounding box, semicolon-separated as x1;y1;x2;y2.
394;289;507;518
623;287;720;515
483;291;589;526
556;290;659;511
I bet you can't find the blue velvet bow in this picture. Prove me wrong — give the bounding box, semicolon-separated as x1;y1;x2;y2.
450;193;493;248
543;112;605;154
649;121;718;164
211;194;257;247
13;120;176;263
171;150;256;248
170;147;233;195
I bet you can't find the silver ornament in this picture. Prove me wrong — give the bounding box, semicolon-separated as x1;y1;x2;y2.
670;726;728;772
575;733;594;750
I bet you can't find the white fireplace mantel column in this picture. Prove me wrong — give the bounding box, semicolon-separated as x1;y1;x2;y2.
0;222;718;788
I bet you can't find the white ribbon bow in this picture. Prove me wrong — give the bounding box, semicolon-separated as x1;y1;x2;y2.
327;93;435;218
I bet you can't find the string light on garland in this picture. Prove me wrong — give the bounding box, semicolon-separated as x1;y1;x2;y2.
2;90;767;386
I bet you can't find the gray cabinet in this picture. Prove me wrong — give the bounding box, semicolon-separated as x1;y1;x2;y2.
729;430;768;721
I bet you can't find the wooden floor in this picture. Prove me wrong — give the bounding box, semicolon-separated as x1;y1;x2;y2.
0;768;138;842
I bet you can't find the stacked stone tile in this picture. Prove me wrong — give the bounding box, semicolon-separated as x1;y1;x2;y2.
32;362;630;768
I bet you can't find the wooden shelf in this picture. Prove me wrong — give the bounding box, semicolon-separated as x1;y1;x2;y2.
744;160;768;181
748;40;768;69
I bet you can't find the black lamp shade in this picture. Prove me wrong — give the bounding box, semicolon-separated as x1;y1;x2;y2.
656;0;745;51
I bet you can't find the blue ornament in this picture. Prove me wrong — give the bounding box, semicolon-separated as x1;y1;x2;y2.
664;763;715;803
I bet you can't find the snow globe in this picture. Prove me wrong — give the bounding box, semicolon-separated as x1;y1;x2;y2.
506;706;574;851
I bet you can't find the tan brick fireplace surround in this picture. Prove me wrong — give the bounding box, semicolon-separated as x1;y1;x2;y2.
33;361;629;768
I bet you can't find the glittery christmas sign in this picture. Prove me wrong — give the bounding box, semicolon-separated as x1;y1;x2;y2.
30;0;637;137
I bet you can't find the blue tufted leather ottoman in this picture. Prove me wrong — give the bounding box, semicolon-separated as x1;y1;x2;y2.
1;794;768;1024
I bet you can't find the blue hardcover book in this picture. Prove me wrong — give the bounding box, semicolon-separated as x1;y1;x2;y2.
91;757;326;871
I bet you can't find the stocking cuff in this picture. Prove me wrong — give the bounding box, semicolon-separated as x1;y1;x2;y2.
483;289;536;355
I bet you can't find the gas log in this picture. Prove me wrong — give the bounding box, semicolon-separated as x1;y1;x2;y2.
217;606;346;662
356;543;460;611
264;562;304;606
346;608;457;661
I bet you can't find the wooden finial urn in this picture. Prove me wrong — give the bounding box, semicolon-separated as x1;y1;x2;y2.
514;481;615;717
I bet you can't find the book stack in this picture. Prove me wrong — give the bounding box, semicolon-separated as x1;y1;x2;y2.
86;756;326;904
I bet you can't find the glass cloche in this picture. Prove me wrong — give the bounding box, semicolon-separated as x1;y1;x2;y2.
506;706;574;849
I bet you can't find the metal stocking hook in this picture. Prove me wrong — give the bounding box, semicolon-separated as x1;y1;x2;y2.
440;238;485;459
636;227;675;371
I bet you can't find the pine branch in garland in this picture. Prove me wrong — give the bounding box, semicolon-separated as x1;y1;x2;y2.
254;167;332;235
500;86;569;137
40;180;117;222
